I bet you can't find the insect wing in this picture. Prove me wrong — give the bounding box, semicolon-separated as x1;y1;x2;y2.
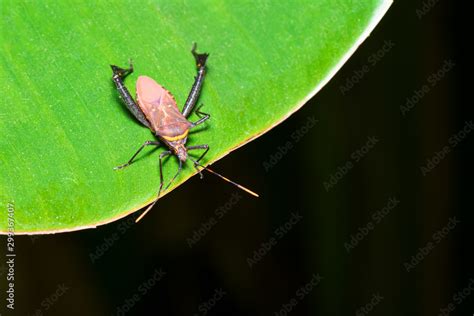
136;76;191;137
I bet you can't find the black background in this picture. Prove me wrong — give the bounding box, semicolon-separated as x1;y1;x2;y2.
2;1;472;315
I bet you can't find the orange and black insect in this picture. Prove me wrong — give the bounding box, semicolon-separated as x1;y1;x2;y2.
111;44;258;222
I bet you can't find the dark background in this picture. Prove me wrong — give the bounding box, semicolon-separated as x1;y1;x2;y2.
3;1;472;315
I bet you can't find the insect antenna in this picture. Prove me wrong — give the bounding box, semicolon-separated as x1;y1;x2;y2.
135;201;156;223
190;158;259;197
135;159;258;223
135;161;183;223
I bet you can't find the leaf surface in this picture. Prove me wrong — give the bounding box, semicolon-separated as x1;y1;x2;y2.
0;0;392;234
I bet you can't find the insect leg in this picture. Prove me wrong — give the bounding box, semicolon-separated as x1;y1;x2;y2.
135;150;172;223
190;105;210;127
110;62;151;128
157;150;173;196
114;140;160;170
187;144;209;178
182;43;209;118
188;144;209;163
164;160;183;191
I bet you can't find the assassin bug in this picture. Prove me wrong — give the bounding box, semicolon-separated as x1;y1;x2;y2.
111;44;258;222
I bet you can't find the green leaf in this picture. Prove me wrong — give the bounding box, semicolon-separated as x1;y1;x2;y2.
0;0;392;234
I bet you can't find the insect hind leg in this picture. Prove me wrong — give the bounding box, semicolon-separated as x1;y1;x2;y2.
111;62;133;78
191;43;209;68
182;43;209;118
110;61;151;128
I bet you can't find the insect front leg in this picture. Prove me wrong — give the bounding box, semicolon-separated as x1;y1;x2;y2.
114;141;160;170
164;160;183;191
110;62;151;128
135;150;172;223
181;43;209;118
188;144;209;178
157;150;173;197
